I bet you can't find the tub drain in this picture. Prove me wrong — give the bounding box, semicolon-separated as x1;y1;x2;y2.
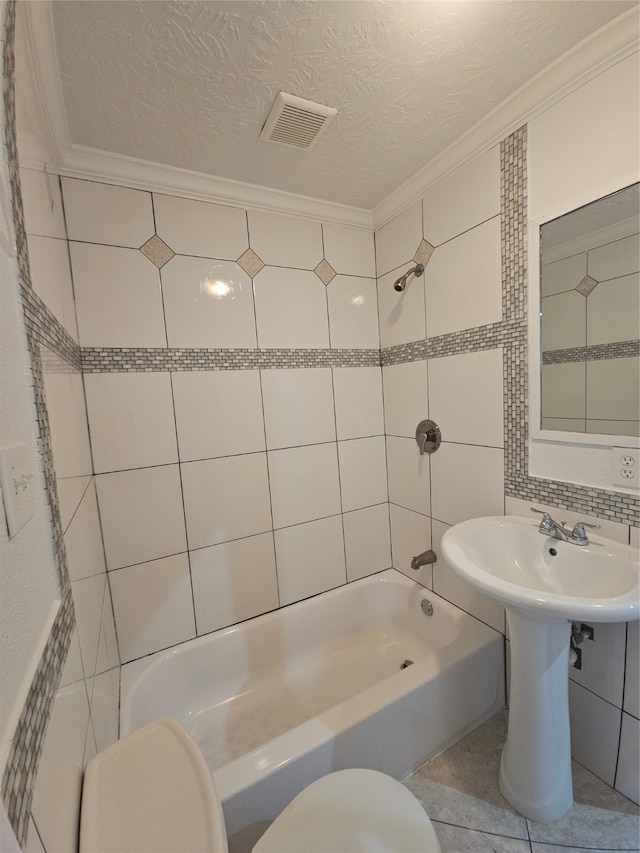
400;659;414;669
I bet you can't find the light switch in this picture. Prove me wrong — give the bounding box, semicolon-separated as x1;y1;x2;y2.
0;443;36;537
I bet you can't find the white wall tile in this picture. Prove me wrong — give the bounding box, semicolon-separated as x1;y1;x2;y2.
569;622;626;709
333;367;384;440
70;242;166;347
109;554;196;663
57;476;92;535
59;629;85;688
587;357;639;422
587;273;639;346
323;224;376;278
541;253;587;297
428;348;504;447
616;713;640;804
254;267;329;348
95;590;120;675
389;504;432;587
72;574;106;678
375;202;422;277
191;533;279;635
377;265;426;349
172;370;265;461
27;235;77;339
268;444;341;529
96;465;187;570
64;481;106;581
386;435;430;515
248;210;323;269
181;453;272;549
62;179;154;247
261;368;335;449
541;290;586;351
327;275;379;349
426;216;502;337
624;620;639;718
153;194;248;259
274;515;346;606
382;361;428;438
422;145;500;247
588;233;640;282
90;670;119;753
84;372;178;473
568;680;621;786
20;167;66;239
338;437;388;512
432;519;505;633
42;371;93;479
162;256;256;348
541;362;586;420
431;443;504;526
343;504;392;582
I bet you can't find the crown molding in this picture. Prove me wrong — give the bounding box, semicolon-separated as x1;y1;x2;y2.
61;145;373;229
22;2;638;232
18;2;70;171
371;9;640;229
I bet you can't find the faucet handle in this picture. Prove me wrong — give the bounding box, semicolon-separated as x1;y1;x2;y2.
530;507;554;529
574;520;600;530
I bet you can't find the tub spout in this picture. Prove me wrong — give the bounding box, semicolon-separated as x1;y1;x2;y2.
411;549;437;571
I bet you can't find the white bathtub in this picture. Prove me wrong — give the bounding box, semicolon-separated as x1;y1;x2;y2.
121;569;504;840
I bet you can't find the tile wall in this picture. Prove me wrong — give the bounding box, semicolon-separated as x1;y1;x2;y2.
16;165;120;853
65;177;390;665
375;135;638;805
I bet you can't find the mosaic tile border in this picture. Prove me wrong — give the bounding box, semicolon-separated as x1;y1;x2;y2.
381;320;526;366
1;3;75;845
543;340;640;365
82;346;381;372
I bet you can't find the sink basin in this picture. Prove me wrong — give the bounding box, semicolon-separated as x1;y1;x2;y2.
441;513;639;824
441;514;639;623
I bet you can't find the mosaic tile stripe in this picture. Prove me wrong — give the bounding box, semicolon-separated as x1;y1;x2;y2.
499;127;639;528
381;321;526;366
20;283;82;371
2;3;75;845
1;593;74;846
543;340;640;365
81;346;381;372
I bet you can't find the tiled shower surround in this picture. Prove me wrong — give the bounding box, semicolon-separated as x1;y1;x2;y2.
2;5;639;848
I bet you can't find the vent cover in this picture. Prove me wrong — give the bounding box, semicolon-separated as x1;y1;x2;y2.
260;92;337;150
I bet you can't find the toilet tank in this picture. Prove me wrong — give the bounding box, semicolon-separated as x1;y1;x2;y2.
79;718;227;853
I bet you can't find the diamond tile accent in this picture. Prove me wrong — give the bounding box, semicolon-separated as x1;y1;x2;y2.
414;239;435;268
237;248;265;277
314;258;337;285
140;235;175;268
576;275;599;297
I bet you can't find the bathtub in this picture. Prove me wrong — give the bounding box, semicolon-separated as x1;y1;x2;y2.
121;569;504;840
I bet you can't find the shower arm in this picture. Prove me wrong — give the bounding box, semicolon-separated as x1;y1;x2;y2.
393;263;424;292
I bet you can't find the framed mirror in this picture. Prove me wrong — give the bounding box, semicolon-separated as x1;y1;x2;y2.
539;183;639;438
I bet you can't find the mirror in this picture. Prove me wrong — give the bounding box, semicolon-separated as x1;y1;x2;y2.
540;182;639;437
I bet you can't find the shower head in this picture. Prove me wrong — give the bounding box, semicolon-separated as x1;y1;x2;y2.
393;263;424;292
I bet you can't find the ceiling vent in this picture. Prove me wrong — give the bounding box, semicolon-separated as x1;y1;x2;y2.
260;92;337;150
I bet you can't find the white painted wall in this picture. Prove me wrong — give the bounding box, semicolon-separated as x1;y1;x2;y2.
528;52;640;489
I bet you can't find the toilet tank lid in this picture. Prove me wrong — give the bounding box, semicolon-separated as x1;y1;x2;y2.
80;717;227;853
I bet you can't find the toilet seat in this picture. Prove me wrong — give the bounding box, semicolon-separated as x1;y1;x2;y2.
80;719;440;853
253;768;440;853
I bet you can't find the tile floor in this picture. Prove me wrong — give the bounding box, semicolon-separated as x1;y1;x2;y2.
404;714;640;853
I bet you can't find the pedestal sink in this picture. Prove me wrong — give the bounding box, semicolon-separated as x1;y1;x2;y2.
441;515;639;823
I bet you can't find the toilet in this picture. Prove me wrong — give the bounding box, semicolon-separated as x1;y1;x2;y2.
80;718;440;852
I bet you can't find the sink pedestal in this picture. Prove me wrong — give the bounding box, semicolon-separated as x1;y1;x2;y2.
500;608;573;823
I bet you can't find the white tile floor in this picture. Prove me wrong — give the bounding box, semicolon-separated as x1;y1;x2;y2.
404;714;640;853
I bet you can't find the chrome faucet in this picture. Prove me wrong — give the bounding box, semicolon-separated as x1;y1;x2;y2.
530;508;600;546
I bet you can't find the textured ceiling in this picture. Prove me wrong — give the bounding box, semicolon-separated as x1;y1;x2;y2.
52;1;635;209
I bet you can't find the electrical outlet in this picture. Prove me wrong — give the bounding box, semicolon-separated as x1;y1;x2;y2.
612;447;638;489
